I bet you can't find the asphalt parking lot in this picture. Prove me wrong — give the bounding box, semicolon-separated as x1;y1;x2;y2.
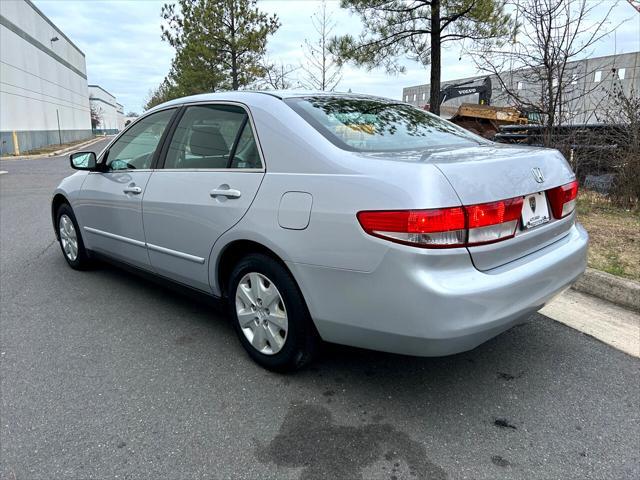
1;141;638;479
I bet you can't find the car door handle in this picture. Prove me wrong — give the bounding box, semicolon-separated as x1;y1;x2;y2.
123;186;142;194
210;188;241;199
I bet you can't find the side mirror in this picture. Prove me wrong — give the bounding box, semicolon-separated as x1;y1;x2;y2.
69;151;97;171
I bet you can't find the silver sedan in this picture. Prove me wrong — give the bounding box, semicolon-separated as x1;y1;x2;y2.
52;91;588;371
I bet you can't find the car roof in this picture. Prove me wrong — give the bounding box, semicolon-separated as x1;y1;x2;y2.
148;90;398;113
251;90;387;100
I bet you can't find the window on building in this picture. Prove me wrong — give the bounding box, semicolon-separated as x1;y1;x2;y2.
422;92;426;100
517;81;523;90
618;68;626;80
571;74;578;85
552;78;558;87
413;94;416;101
594;71;602;82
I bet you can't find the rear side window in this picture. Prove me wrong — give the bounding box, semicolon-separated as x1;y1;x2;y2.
285;96;481;152
229;122;262;169
164;104;261;169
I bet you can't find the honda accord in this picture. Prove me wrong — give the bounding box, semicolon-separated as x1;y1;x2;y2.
52;91;588;371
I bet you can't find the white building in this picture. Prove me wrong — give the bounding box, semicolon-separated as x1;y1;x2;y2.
0;0;92;155
88;86;126;133
123;115;138;127
402;52;640;125
88;85;126;134
116;102;125;131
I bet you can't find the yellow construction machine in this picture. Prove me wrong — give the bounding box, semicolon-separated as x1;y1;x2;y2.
420;76;541;138
448;103;533;139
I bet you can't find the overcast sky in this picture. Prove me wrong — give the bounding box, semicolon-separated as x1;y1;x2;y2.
34;0;640;113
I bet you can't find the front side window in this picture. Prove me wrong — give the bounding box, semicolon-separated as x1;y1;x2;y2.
164;104;260;169
105;108;175;170
285;96;481;152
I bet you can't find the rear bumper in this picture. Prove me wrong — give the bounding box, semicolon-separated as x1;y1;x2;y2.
288;223;588;356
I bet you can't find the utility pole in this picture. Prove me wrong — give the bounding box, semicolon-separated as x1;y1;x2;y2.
56;109;62;145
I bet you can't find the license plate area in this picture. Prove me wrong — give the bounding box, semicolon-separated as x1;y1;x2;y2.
521;192;550;229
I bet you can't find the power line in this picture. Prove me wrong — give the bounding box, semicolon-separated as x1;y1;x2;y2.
0;89;90;113
1;80;90;111
0;59;89;100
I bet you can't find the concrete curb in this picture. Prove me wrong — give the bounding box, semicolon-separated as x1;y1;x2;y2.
47;136;106;156
572;268;640;312
0;136;107;161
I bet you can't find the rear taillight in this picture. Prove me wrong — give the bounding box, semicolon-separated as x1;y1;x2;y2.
357;208;466;247
466;198;523;246
357;197;524;248
547;180;578;219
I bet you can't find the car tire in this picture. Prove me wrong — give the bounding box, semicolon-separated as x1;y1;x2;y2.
228;253;319;372
56;203;92;270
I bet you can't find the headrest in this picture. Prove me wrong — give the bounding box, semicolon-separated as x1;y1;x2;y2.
190;125;228;156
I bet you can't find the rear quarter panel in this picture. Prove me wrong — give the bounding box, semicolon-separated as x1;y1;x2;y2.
208;103;464;295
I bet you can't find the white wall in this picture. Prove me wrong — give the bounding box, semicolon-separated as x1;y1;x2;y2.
116;103;125;131
89;85;124;132
123;115;138;127
0;0;91;153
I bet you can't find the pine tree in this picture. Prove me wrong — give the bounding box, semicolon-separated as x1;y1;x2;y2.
160;0;280;96
329;0;512;115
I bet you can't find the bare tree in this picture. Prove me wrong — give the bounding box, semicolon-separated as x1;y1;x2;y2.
256;59;300;90
89;97;103;130
472;0;618;145
595;85;640;207
300;1;342;91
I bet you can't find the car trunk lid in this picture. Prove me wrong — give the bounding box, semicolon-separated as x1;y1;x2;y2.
426;144;577;270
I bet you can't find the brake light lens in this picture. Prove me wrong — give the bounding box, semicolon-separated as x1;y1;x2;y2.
357;208;466;247
466;198;523;245
547;180;578;219
357;197;524;248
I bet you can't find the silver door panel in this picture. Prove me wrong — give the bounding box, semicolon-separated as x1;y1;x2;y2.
142;171;264;291
76;171;152;269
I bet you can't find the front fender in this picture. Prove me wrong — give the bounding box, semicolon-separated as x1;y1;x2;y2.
51;171;89;234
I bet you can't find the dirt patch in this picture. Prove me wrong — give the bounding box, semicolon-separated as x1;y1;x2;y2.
491;455;511;467
496;371;523;381
257;403;446;480
175;335;195;345
493;418;517;430
577;190;639;281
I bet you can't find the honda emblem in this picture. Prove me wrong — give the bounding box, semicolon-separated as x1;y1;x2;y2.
531;167;544;183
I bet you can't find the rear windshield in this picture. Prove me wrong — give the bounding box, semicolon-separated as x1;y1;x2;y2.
285;96;481;152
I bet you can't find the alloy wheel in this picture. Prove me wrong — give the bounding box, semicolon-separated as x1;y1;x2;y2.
59;214;79;261
235;272;288;355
